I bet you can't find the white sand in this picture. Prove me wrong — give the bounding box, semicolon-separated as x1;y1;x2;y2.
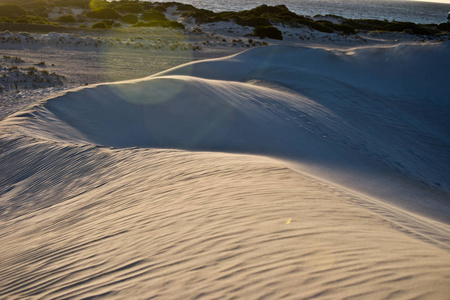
1;22;450;299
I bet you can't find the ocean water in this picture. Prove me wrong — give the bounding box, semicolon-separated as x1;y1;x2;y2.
152;0;450;24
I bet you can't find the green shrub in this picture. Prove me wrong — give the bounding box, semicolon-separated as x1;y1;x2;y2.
86;8;120;20
132;20;185;29
121;13;138;24
0;4;27;18
167;21;185;29
14;18;29;24
58;14;76;23
114;3;143;14
0;17;14;23
14;15;51;24
88;0;109;10
92;21;108;28
254;26;283;40
141;11;168;22
133;21;147;27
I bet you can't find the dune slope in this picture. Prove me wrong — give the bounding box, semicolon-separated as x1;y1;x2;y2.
2;44;449;218
1;44;450;299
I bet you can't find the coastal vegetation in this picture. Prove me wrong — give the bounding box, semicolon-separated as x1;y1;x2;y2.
254;26;283;40
0;54;65;92
0;0;448;39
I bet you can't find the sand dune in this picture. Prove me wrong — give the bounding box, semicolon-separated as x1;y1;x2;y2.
1;44;450;299
3;44;449;216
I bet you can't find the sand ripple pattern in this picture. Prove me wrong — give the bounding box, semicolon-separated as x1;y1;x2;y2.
1;135;450;299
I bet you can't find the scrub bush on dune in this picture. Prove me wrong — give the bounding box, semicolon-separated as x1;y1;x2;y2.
92;21;109;28
141;11;168;22
58;15;76;23
383;22;438;35
121;14;138;24
437;22;450;31
133;20;185;29
153;5;167;13
254;26;283;40
14;15;52;24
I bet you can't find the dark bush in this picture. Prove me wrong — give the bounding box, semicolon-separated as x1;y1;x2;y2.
341;18;438;35
121;14;138;24
253;26;283;40
437;22;450;31
334;24;356;34
153;5;167;13
86;8;120;20
91;21;108;28
383;22;437;35
0;4;27;18
57;14;76;23
141;11;168;22
181;8;215;23
316;20;355;34
248;4;290;16
342;19;388;31
114;3;143;13
167;20;185;29
310;21;340;33
234;16;271;27
310;21;333;33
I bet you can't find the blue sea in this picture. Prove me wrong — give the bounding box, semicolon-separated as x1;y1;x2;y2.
151;0;450;24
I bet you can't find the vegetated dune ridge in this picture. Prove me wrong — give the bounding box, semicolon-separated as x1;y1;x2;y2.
1;44;450;299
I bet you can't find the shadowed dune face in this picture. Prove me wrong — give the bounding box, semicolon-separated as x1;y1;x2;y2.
2;44;450;197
